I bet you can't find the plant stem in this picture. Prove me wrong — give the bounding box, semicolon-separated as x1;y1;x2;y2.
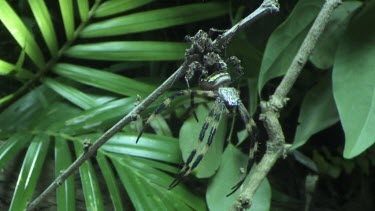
26;1;280;210
232;0;342;210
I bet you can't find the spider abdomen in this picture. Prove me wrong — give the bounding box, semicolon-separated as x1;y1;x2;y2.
218;87;240;109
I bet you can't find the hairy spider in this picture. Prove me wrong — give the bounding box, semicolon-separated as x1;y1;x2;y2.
136;70;258;196
182;29;244;123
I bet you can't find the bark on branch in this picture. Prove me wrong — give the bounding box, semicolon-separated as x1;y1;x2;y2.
232;0;342;210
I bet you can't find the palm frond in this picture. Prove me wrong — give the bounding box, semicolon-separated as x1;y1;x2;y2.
0;0;232;209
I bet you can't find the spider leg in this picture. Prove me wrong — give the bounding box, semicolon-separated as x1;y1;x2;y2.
190;91;199;122
189;102;224;172
136;90;216;143
136;90;189;143
226;102;258;196
169;98;222;189
184;71;198;122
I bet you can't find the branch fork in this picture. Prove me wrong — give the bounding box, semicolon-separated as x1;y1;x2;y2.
232;0;342;210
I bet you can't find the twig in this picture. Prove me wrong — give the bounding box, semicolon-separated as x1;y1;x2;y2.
26;1;279;210
232;0;342;210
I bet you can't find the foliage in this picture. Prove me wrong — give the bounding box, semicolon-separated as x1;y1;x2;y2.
1;0;375;210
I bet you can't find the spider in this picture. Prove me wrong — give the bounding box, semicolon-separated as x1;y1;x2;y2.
136;70;258;196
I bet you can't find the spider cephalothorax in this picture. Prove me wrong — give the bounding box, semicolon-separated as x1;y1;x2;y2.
136;70;258;196
183;29;242;89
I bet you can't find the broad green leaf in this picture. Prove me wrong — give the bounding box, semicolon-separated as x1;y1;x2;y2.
179;104;227;178
112;155;206;210
28;0;59;56
258;0;323;92
292;76;339;150
333;1;375;158
94;0;153;18
62;98;136;134
44;77;99;110
82;2;229;38
53;63;155;97
9;135;50;211
55;137;75;211
0;1;45;69
74;142;104;210
207;144;271;211
0;133;32;170
96;153;124;211
59;0;75;40
64;41;188;61
77;0;89;22
310;1;362;69
99;133;181;163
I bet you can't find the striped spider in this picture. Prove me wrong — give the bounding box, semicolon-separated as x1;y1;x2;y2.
136;70;258;196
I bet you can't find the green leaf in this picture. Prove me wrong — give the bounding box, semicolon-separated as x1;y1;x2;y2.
28;0;59;56
0;1;45;69
179;104;227;178
258;0;323;92
247;78;259;116
59;0;75;40
63;98;136;134
0;86;59;135
333;1;375;158
99;133;181;164
44;77;99;110
292;76;339;150
64;41;188;61
0;133;32;170
94;0;153;18
77;0;89;22
33;102;81;131
207;144;271;211
310;1;362;69
292;150;318;173
9;135;50;211
74;142;104;210
55;137;76;211
227;35;262;78
129;156;179;174
0;59;16;75
112;155;207;210
82;2;229;38
0;58;33;79
149;115;173;137
53;63;155;97
96;153;124;211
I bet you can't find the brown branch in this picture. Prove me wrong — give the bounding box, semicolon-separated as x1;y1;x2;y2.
26;1;280;210
232;0;342;210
